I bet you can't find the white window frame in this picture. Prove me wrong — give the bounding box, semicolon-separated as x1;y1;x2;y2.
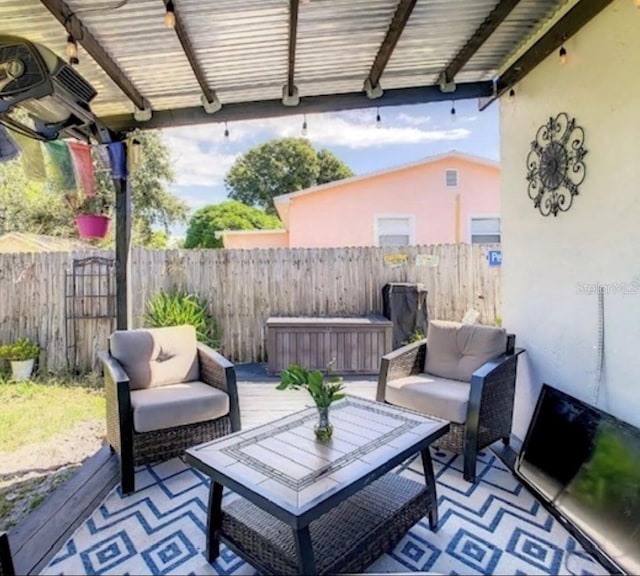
373;214;416;247
445;168;459;188
468;214;501;244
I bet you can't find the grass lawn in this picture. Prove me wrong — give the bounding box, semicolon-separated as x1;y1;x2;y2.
0;376;105;452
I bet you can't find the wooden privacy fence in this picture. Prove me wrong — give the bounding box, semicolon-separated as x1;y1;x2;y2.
0;243;501;372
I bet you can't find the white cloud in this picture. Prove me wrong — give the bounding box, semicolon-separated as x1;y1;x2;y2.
227;112;470;149
161;126;238;188
396;112;432;126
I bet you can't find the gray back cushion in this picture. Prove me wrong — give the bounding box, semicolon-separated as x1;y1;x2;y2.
110;325;199;390
424;320;507;382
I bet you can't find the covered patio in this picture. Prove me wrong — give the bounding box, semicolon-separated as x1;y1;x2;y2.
1;0;638;574
7;368;608;575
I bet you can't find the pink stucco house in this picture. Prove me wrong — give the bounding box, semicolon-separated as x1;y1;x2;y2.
222;151;500;249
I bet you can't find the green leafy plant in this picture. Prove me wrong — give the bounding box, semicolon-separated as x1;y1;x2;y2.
66;190;111;216
403;330;426;345
144;290;220;348
276;363;345;408
0;338;40;361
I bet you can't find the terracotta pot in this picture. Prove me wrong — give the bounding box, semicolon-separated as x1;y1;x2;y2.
76;214;111;239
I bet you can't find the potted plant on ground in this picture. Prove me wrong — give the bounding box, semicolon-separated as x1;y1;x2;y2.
72;193;111;240
0;337;40;381
277;362;345;441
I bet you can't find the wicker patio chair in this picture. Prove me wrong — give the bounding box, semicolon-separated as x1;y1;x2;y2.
99;325;241;494
377;320;523;483
0;532;15;576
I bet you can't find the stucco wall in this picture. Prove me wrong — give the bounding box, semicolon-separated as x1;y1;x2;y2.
286;157;499;248
223;230;289;248
501;0;640;439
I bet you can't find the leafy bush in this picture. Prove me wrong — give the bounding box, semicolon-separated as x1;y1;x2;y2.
403;330;426;345
144;290;220;348
0;338;40;361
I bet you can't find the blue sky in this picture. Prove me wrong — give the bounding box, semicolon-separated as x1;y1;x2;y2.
160;98;500;233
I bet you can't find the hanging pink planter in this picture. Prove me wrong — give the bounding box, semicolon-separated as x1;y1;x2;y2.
75;214;111;239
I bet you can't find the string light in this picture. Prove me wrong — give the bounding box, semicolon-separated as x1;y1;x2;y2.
450;100;456;122
376;107;382;129
65;35;78;59
301;114;308;136
558;45;567;65
508;88;515;101
224;121;229;139
164;0;176;28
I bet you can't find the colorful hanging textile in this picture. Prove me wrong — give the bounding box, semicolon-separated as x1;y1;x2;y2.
68;142;96;197
44;140;77;191
0;125;19;163
11;131;46;181
107;142;127;179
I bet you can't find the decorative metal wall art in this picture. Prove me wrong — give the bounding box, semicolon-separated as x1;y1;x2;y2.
526;112;587;217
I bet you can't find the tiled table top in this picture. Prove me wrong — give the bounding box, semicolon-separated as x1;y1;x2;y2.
186;396;448;520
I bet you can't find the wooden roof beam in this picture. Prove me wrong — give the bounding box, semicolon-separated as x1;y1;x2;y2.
440;0;522;86
364;0;417;98
39;0;149;113
480;0;616;110
100;81;494;132
162;0;220;112
283;0;300;105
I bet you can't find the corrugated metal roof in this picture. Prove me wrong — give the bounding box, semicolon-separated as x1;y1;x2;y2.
0;0;569;120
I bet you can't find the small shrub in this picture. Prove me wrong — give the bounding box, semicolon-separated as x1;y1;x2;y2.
0;338;40;361
403;330;426;345
144;289;220;348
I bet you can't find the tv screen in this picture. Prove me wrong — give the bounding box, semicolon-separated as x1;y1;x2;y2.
517;384;640;575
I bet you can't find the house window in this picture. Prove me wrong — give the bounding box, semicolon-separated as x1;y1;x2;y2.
375;216;414;247
445;169;458;187
470;217;501;244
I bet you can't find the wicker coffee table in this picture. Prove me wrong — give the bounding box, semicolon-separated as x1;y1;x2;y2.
185;396;449;575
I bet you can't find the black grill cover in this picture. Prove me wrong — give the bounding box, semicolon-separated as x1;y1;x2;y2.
382;283;429;349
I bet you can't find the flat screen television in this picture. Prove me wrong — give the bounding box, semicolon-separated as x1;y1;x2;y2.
516;384;640;575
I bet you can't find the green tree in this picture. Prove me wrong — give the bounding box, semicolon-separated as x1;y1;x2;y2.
225;137;353;214
0;129;187;247
184;200;282;249
96;131;188;247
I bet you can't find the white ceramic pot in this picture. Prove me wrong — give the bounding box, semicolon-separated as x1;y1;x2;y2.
11;358;35;381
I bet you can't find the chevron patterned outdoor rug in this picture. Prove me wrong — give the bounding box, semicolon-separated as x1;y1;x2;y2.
41;449;607;575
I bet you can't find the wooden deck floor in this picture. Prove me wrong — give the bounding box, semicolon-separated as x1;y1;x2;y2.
9;374;380;574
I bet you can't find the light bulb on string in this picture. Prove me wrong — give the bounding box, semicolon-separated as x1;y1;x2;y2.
450;101;456;122
508;88;515;101
224;121;230;140
66;35;78;59
376;107;382;129
559;46;567;65
301;114;308;136
164;0;176;28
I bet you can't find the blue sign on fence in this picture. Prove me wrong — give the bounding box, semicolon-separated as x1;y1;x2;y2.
488;250;502;266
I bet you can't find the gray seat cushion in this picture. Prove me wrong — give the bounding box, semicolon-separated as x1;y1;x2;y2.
131;380;229;433
424;320;507;382
386;374;470;424
110;325;199;390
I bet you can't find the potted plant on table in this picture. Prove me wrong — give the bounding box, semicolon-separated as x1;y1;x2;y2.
0;337;40;381
277;363;345;441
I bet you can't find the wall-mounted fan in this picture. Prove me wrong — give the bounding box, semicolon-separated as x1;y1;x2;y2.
0;35;97;139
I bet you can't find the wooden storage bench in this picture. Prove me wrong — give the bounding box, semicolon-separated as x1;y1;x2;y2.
266;315;393;374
